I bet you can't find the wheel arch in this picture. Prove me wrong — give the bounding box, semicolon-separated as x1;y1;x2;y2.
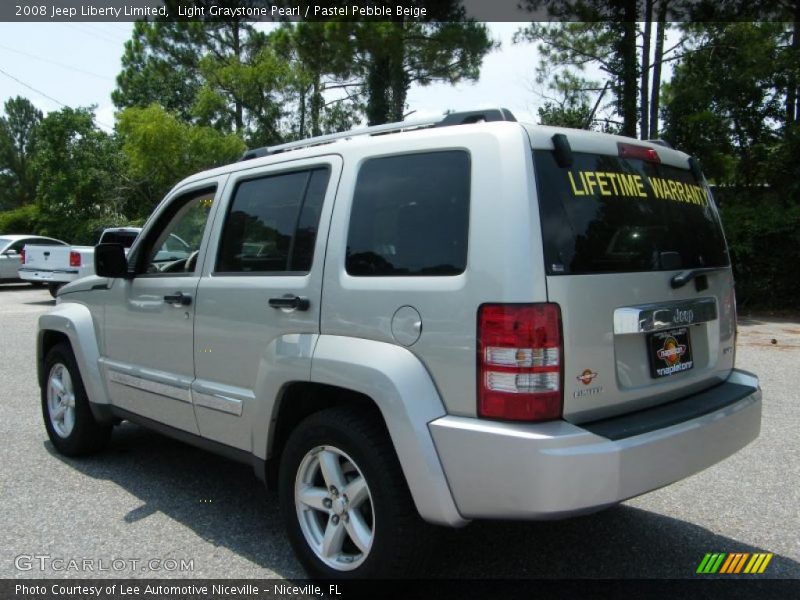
266;335;467;527
38;304;111;422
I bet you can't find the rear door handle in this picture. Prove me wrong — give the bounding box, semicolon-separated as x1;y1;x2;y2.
268;295;310;311
164;292;192;306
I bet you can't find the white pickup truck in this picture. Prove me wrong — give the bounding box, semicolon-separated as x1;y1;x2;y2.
19;228;141;297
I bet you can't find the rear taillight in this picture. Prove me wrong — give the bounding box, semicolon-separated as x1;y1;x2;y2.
477;303;563;421
69;251;81;267
19;248;25;264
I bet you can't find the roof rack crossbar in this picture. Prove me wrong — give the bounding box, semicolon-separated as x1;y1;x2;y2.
240;108;517;161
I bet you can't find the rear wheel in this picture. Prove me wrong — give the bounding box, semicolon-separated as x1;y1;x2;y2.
278;407;433;578
42;343;111;456
47;283;63;298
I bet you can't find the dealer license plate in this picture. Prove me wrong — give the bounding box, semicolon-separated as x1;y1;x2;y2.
648;327;694;378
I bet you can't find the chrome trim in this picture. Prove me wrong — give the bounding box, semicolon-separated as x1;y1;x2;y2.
613;297;717;334
108;370;192;404
193;391;243;416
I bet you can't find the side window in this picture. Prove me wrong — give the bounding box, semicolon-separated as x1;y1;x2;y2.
139;189;215;275
216;167;330;274
346;150;470;276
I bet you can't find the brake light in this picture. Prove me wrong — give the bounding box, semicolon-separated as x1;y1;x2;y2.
19;248;25;264
477;303;563;421
618;142;660;163
69;251;81;267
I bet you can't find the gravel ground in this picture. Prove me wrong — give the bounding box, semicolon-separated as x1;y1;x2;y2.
1;283;798;581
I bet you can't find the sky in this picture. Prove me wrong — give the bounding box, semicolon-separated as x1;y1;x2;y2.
0;22;547;132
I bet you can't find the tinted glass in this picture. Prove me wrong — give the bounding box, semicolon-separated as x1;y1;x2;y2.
346;151;470;276
217;168;330;273
24;238;66;246
100;231;138;248
533;150;729;275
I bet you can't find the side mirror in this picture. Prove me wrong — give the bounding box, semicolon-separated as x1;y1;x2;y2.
95;243;128;278
3;249;18;256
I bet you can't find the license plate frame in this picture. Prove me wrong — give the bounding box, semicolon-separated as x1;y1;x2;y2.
648;327;694;378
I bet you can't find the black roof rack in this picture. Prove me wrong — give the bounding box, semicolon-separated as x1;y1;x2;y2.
239;108;517;161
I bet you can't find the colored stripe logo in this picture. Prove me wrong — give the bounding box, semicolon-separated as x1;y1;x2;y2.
696;552;773;574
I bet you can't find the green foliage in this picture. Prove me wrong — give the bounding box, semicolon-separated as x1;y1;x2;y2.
537;101;592;129
718;195;800;308
31;107;124;243
112;21;203;122
116;105;245;213
355;19;494;124
517;2;643;136
0;96;43;210
663;23;786;186
0;203;42;234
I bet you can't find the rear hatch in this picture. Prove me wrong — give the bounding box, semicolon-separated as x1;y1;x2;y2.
526;126;736;423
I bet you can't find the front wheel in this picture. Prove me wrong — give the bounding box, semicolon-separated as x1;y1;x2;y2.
48;283;63;298
42;343;111;456
279;407;433;578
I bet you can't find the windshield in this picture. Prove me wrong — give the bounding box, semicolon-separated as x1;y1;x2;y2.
533;150;729;275
0;238;11;253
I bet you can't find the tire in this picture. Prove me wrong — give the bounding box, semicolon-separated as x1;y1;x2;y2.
48;284;62;298
279;406;434;579
42;343;112;456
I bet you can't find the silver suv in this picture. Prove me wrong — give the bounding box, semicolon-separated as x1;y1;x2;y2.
37;109;761;578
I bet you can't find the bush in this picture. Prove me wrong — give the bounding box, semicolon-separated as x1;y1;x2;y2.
0;204;43;234
719;199;800;309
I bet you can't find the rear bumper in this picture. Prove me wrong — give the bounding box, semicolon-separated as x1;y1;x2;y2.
429;369;761;520
18;268;78;283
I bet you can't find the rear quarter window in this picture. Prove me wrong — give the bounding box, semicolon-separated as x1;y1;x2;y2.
346;150;470;276
533;150;730;275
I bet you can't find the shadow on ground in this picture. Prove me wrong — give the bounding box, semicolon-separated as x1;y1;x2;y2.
47;422;800;581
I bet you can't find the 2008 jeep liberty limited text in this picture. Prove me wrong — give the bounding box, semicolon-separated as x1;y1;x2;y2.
37;109;761;578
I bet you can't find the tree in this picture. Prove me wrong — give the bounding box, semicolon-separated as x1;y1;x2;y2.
0;97;42;210
113;2;276;140
271;22;362;139
116;104;245;214
518;0;677;138
353;18;495;125
662;23;786;186
31;107;123;243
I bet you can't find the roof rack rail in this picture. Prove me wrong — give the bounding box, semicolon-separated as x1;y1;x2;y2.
240;108;517;161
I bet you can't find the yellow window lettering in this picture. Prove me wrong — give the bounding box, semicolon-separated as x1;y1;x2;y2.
596;172;611;196
619;174;636;196
584;171;598;195
680;183;690;203
648;177;663;199
605;172;620;195
671;180;684;202
567;172;586;196
664;179;677;201
697;185;708;206
633;175;647;198
684;183;697;204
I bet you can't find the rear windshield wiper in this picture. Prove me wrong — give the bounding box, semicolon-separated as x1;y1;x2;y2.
670;267;727;289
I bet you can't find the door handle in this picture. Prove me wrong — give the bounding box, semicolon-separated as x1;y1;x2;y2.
164;292;192;306
268;295;310;311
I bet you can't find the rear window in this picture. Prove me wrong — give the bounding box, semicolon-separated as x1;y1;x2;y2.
101;231;138;248
534;150;730;275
